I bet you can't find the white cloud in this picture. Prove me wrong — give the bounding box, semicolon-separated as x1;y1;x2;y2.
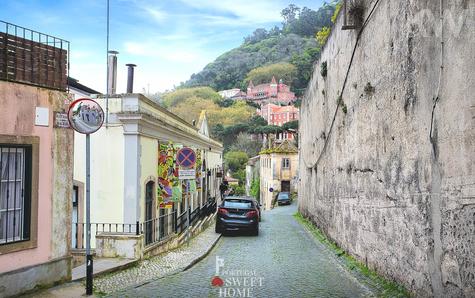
145;7;167;22
179;0;284;25
124;41;148;56
124;40;201;63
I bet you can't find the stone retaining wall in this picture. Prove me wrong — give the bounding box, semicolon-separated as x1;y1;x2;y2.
298;1;474;297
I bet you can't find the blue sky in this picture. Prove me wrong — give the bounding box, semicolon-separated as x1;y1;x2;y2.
0;0;324;93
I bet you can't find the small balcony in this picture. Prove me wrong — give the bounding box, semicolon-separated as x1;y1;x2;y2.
0;20;69;91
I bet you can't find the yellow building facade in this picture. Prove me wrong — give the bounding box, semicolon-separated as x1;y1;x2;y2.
259;140;298;210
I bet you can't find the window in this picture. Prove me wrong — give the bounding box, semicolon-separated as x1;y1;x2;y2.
282;158;290;169
0;135;38;254
0;145;32;245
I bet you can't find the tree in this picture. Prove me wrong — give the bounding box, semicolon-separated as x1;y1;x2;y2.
170;97;220;126
282;120;299;131
281;4;301;25
229;133;263;157
290;47;321;93
248;115;267;128
211;124;224;139
233;185;246;195
250;179;260;201
162;86;222;107
217;98;234;107
234;169;246;186
181;2;337;92
244;28;269;44
183;34;319;91
244;63;297;86
283;4;335;37
268;26;281;37
224;151;249;172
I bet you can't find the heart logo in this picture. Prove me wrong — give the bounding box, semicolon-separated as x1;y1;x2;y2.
211;276;224;287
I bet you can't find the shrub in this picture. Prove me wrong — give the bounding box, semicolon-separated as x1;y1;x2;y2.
320;61;328;78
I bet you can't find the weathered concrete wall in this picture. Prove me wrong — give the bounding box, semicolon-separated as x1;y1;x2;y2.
0;256;71;298
0;81;73;297
299;1;474;297
96;234;144;260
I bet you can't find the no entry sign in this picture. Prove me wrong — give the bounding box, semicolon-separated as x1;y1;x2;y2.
176;147;196;168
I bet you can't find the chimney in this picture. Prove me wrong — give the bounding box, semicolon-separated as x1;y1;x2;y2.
126;64;137;93
107;50;119;94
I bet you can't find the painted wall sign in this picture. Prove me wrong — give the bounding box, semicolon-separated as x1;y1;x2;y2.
54;112;70;128
157;142;181;204
68;98;104;134
176;147;196;168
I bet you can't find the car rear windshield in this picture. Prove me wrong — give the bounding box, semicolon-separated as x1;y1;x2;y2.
223;200;253;209
278;193;289;199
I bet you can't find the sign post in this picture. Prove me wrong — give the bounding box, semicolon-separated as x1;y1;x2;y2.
176;147;196;247
68;98;104;296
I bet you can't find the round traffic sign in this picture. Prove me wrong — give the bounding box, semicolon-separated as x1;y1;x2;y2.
68;98;104;134
176;147;196;168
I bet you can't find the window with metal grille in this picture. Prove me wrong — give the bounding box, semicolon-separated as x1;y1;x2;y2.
0;145;32;245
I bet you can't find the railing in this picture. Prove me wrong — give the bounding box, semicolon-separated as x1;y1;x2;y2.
175;210;188;235
143;211;175;246
189;207;200;227
72;222;140;249
71;198;218;250
0;20;69;91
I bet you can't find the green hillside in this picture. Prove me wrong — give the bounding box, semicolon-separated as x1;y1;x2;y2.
182;3;336;94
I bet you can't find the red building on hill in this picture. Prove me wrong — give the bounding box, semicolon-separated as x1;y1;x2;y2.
258;103;299;141
246;76;296;105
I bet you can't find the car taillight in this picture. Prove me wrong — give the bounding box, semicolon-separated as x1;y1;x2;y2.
218;208;228;215
246;210;258;218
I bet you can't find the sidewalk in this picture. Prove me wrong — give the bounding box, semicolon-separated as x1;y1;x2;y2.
72;258;138;281
23;224;221;297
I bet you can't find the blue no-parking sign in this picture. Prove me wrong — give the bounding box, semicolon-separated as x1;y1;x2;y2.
176;147;196;168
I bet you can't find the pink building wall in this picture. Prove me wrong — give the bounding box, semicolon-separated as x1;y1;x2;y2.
0;81;72;273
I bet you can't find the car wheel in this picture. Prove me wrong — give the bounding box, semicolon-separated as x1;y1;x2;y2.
252;226;259;236
215;225;222;234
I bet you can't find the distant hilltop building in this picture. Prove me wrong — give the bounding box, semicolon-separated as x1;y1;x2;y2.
247;76;296;105
218;88;246;100
218;76;296;106
258;103;299;141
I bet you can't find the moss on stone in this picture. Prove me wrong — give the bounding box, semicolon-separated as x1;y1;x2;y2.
294;212;410;298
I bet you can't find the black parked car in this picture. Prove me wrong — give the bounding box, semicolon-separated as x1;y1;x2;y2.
247;197;262;221
215;197;259;236
276;192;292;205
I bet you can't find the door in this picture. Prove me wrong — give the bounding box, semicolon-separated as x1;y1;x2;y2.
145;181;154;245
281;181;290;192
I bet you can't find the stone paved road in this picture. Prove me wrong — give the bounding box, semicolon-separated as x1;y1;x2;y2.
111;202;375;298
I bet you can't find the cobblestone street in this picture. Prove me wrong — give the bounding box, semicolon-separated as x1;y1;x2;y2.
93;222;221;294
110;202;376;297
